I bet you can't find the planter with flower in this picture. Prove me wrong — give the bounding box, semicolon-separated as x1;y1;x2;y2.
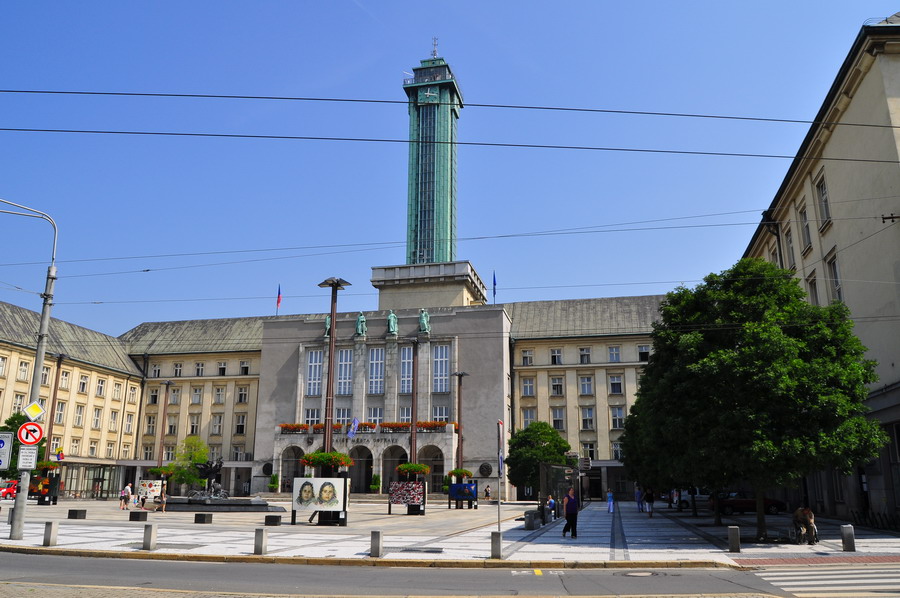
379;422;411;434
300;451;354;475
35;460;60;473
279;423;309;434
396;462;430;481
356;421;376;433
416;420;447;433
311;423;344;434
448;468;472;483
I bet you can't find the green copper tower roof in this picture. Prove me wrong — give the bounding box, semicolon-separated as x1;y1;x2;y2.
403;52;463;264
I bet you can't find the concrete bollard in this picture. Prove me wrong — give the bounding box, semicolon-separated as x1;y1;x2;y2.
43;521;58;547
728;526;741;553
143;523;157;551
841;524;856;552
491;531;502;559
523;511;535;530
370;530;383;558
6;508;13;525
254;528;268;555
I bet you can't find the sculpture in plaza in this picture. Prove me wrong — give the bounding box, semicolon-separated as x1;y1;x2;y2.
324;315;331;336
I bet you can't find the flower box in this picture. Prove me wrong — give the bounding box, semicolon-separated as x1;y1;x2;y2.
416;420;447;432
396;462;431;476
279;423;309;433
379;422;411;433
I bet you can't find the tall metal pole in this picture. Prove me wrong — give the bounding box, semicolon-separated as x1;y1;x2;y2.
452;372;468;470
157;381;172;467
2;199;57;541
410;340;418;461
318;277;349;454
497;419;503;532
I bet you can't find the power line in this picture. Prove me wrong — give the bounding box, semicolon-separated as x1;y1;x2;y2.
3;126;900;165
2;88;897;131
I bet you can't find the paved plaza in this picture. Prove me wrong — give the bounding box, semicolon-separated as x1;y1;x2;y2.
2;497;899;567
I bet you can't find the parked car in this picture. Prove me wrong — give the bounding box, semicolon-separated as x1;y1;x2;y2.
678;487;711;509
710;490;786;515
0;481;17;500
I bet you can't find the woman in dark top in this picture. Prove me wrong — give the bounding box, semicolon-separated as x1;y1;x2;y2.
644;488;655;518
562;487;579;538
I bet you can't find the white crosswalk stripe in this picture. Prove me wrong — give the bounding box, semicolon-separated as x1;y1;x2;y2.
756;566;900;597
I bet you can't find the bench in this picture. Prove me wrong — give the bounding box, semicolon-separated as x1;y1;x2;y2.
264;515;282;526
194;513;213;524
67;509;87;520
129;511;148;522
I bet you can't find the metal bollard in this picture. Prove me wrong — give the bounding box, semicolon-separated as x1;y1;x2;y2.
254;527;267;555
727;526;741;553
841;524;856;552
491;531;503;559
43;521;58;547
370;530;383;558
143;523;157;551
6;508;13;525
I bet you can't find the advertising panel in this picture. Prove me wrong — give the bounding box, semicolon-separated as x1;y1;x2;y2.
292;477;348;512
449;483;477;501
388;481;425;505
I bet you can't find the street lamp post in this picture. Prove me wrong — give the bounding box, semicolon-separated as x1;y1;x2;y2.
157;381;173;468
451;372;469;471
1;198;57;541
318;277;350;454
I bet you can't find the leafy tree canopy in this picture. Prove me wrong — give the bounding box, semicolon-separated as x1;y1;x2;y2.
506;421;571;490
622;258;887;502
167;436;210;487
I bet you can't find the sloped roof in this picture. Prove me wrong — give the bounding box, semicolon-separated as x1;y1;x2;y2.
502;295;665;339
118;314;297;355
0;301;142;375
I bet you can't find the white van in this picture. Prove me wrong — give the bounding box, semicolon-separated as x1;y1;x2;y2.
678;487;711;509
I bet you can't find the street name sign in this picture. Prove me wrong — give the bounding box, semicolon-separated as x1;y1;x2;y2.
17;422;44;445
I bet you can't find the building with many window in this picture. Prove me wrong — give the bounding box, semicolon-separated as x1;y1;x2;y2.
744;14;900;517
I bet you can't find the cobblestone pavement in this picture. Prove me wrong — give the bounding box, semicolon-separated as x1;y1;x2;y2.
2;496;899;568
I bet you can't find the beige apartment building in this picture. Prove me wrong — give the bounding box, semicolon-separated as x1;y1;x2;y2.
0;301;142;498
505;297;662;499
745;15;900;518
119;318;266;496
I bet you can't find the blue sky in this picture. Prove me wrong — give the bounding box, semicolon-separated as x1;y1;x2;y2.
1;2;897;335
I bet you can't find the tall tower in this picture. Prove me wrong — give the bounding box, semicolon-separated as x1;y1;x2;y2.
404;45;463;264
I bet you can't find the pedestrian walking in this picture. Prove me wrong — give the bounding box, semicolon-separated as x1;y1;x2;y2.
644;488;655;518
120;482;132;510
484;485;491;499
562;487;579;539
635;485;644;512
607;488;615;513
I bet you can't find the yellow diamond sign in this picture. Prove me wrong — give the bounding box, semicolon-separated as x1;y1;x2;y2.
24;401;45;422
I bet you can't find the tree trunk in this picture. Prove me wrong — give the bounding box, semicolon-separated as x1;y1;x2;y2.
754;486;768;540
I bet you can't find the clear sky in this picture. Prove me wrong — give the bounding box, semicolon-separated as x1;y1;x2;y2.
1;2;897;336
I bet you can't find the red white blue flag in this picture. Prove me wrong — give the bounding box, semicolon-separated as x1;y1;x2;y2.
277;285;283;309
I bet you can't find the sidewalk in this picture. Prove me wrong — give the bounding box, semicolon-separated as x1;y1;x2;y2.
2;497;899;568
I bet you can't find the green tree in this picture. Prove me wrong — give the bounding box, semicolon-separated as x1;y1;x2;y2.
506;421;571;490
621;258;887;538
168;437;209;488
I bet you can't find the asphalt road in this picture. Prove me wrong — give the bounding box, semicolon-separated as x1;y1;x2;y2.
0;552;787;597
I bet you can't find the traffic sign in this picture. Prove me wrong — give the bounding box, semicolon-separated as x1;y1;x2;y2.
23;401;45;422
17;422;44;445
0;432;12;469
18;445;38;470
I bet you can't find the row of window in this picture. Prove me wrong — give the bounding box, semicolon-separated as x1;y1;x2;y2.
146;385;249;405
144;412;248;436
579;441;623;461
305;344;451;397
301;405;450;425
138;444;249;462
521;345;650;367
521;374;624;397
150;360;252;378
522;405;626;431
0;357;138;401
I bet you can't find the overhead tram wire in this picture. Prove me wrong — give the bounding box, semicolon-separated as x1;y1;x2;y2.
2;126;900;165
3;88;900;131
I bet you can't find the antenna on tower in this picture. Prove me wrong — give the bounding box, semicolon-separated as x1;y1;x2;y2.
432;37;439;58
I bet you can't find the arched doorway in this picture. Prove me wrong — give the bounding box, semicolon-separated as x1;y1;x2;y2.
280;446;304;492
348;446;373;493
382;445;409;489
418;445;445;490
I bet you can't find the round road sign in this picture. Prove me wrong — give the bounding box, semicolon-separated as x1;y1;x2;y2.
17;422;44;445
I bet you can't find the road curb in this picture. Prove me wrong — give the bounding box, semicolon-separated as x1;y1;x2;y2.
0;543;743;569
